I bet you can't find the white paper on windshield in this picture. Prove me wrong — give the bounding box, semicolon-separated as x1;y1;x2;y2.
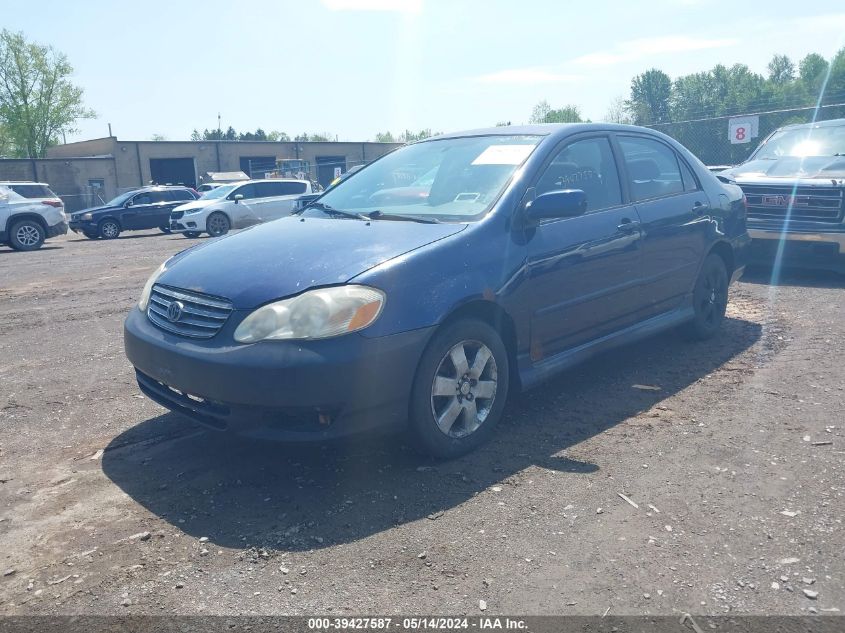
472;144;534;165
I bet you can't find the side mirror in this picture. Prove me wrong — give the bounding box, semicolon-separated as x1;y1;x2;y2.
524;189;587;222
125;200;133;207
233;193;244;204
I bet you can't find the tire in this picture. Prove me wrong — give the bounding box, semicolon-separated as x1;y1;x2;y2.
206;212;230;237
159;226;171;234
407;319;509;459
98;218;121;240
82;230;98;239
9;219;46;251
183;231;201;239
682;253;729;341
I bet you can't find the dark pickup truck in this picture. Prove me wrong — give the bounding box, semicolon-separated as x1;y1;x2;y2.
719;118;845;273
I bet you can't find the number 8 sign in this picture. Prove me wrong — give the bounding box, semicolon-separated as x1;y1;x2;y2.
729;117;757;144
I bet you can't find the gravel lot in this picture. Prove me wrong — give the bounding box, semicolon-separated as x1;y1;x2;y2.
0;230;843;616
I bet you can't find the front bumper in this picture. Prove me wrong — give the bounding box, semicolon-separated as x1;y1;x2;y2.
748;226;845;271
124;307;434;441
69;219;96;233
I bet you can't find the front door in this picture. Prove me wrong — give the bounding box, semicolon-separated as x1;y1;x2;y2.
121;192;153;229
616;135;712;316
522;135;644;359
252;181;309;221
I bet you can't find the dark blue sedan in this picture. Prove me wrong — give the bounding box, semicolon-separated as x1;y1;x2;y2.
124;124;748;458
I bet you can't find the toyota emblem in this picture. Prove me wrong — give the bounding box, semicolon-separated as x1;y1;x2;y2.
166;300;185;323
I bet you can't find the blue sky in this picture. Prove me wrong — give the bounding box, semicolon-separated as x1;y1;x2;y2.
4;0;845;142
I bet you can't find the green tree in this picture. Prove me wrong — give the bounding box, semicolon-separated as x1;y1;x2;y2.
0;29;95;157
375;131;396;142
150;133;167;141
798;53;829;97
626;69;672;124
529;101;583;123
266;130;290;142
495;120;511;126
767;54;795;84
399;129;435;142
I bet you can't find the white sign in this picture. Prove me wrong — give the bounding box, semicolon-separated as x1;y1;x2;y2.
728;116;759;145
334;167;342;179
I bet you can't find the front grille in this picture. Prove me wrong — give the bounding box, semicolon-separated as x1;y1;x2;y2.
147;284;232;338
741;184;844;223
170;210;185;220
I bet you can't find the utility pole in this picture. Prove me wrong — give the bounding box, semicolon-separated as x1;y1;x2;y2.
218;113;222;140
108;123;113;137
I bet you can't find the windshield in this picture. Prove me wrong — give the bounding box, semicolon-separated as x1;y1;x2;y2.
200;183;238;199
105;190;135;206
753;124;845;159
306;135;541;222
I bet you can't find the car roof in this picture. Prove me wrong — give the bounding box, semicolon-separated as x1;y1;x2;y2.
424;123;666;143
777;117;845;131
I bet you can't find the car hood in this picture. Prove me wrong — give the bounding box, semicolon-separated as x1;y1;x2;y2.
174;199;216;212
722;156;845;182
158;216;467;309
71;204;114;217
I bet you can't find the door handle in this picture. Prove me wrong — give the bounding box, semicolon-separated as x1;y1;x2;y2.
692;200;709;214
617;218;641;233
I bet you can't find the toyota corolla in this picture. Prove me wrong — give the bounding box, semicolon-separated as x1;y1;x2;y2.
124;124;748;458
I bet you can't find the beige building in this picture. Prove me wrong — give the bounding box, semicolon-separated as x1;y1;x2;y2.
0;137;402;211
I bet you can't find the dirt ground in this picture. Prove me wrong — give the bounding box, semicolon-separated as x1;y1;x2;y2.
0;229;843;617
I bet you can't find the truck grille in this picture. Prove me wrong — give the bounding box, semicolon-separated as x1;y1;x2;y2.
741;184;844;223
147;284;233;339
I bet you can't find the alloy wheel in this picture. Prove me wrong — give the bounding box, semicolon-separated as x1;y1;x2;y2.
698;267;727;328
430;340;498;438
15;224;41;247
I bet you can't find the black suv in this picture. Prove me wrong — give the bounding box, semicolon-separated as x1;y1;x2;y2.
69;186;199;240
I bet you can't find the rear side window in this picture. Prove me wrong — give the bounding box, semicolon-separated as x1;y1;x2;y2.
618;136;684;201
169;189;194;201
9;184;56;198
535;136;622;212
678;158;699;192
258;181;308;196
145;191;170;204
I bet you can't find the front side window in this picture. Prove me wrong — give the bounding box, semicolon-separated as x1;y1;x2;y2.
232;184;257;200
619;136;684;201
132;193;152;205
147;191;170;204
307;135;542;222
535;137;622;212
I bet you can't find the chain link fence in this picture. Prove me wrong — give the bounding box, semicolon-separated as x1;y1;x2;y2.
646;102;845;168
244;158;370;189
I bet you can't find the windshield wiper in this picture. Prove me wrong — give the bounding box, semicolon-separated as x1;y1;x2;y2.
305;201;369;220
367;210;442;224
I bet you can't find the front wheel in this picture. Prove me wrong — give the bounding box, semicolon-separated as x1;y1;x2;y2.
159;226;171;234
206;212;230;237
682;253;729;340
98;218;121;239
9;219;46;251
407;319;509;459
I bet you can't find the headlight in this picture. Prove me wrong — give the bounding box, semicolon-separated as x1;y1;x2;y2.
184;207;202;214
81;213;93;220
138;259;170;311
234;285;385;343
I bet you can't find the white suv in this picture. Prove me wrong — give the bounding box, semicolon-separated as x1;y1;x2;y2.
169;179;314;238
0;182;68;251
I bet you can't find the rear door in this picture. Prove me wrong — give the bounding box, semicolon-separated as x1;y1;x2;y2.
521;134;644;357
256;181;309;221
615;134;711;316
